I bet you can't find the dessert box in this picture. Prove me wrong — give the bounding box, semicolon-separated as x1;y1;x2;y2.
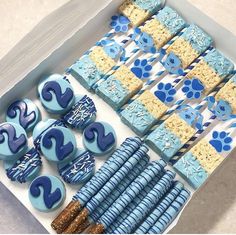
0;0;236;233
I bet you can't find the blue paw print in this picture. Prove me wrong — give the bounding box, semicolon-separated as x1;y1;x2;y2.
210;131;232;153
182;78;204;99
154;82;176;103
110;15;130;33
131;59;152;79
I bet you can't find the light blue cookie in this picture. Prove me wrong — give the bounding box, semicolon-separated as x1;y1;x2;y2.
83;122;116;156
4;147;42;183
29;175;66;212
63;95;97;131
38;74;75;114
32;119;66;149
0;122;28;161
40;126;77;163
58;149;95;184
6;98;41;132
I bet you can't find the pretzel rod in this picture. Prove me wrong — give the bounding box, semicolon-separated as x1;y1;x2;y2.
51;137;142;233
62;144;149;233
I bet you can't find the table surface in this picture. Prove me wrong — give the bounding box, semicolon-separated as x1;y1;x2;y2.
0;0;236;233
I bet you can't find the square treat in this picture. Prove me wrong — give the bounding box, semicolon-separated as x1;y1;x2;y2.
96;65;143;110
146;113;195;161
120;90;168;136
166;24;213;68
215;75;236;114
186;49;234;94
140;6;186;49
70;46;116;90
174;139;223;189
119;0;163;26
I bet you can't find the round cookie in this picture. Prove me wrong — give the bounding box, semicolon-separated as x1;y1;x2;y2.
29;175;66;212
4;147;42;183
0;122;28;161
32;119;66;149
38;74;75;114
58;149;95;184
6;99;41;132
83;121;116;156
63;95;97;131
40;126;77;163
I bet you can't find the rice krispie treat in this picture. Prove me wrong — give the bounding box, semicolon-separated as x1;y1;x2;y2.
140;6;186;49
96;65;143;110
166;24;213;68
145;113;195;161
120;90;168;135
119;0;164;26
186;49;234;94
70;46;116;90
174;138;224;189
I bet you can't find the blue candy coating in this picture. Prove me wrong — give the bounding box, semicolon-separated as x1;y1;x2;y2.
133;0;164;14
32;119;66;149
0;122;28;161
6;98;41;132
38;74;75;114
156;6;186;35
63;95;97;130
70;56;103;90
83;121;117;156
4;147;42;183
181;24;213;54
29;175;66;212
40;126;77;163
203;48;234;77
58;149;95;184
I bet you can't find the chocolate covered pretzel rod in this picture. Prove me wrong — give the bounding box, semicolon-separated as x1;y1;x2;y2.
51;137;142;233
62;144;149;233
87;160;166;233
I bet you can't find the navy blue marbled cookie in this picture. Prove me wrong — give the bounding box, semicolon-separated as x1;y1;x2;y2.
58;150;95;184
4;147;42;183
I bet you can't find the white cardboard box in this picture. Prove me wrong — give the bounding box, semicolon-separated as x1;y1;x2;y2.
0;0;235;233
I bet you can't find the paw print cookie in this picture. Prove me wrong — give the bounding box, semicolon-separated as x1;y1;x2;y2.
131;59;153;79
209;131;232;153
182;78;204;99
154;82;176;103
110;14;130;33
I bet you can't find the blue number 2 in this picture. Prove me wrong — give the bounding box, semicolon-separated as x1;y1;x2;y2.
0;123;27;154
30;176;62;209
84;122;115;151
7;100;36;129
42;128;74;161
42;81;73;108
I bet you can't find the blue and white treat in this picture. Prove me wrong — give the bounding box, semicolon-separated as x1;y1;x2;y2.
38;74;75;114
0;122;28;161
83;122;117;156
58;149;95;184
63;95;97;131
40;126;77;163
29;175;66;212
4;147;42;183
6;98;41;132
33;119;66;149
